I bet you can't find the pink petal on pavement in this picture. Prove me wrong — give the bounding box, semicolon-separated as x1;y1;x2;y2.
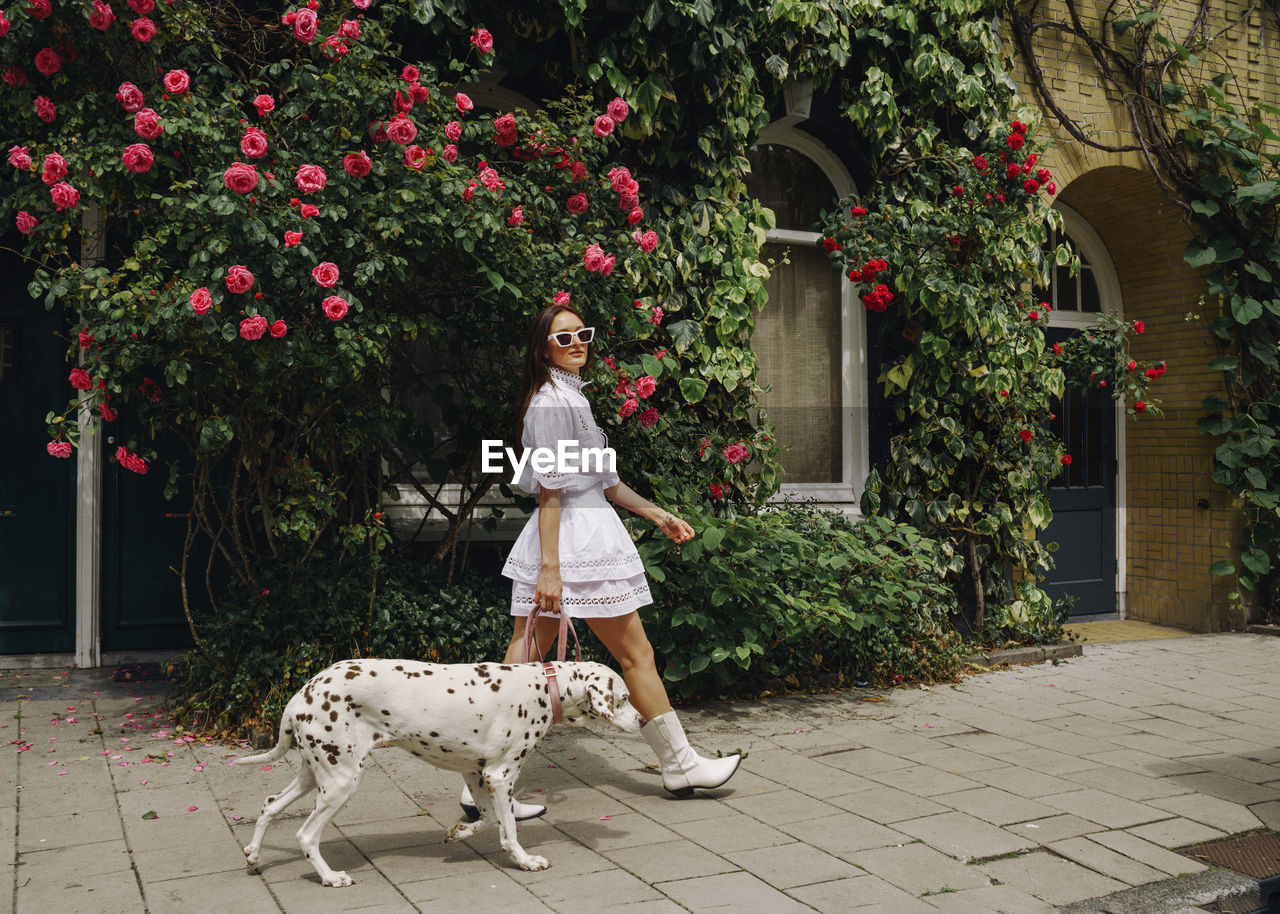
187;806;199;812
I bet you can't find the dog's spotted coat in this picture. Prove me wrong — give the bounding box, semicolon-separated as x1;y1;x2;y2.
237;659;641;886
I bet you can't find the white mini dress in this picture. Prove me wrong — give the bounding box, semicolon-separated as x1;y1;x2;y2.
500;366;653;618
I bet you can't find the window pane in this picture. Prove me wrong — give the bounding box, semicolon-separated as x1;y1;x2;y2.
1080;268;1102;312
1053;263;1079;311
745;144;837;231
755;243;843;483
0;324;14;385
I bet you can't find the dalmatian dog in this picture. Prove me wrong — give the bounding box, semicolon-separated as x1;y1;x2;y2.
236;659;642;886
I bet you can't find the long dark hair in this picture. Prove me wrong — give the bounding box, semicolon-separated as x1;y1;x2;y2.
515;303;593;444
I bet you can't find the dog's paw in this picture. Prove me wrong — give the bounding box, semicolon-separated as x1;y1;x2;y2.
322;871;354;887
519;855;551;871
445;820;476;843
243;847;260;871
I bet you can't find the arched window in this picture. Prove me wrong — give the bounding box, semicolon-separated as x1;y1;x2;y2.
1047;202;1122;327
745;126;866;503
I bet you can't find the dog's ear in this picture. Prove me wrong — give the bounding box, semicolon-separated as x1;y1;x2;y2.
586;678;615;721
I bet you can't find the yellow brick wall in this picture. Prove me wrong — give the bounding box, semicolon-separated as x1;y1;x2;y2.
1007;1;1273;629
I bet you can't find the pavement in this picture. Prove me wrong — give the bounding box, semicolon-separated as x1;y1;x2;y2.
2;628;1278;913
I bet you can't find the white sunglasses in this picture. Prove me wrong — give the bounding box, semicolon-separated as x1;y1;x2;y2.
546;327;595;347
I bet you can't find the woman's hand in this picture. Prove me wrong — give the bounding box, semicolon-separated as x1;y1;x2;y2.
535;565;563;615
657;511;695;544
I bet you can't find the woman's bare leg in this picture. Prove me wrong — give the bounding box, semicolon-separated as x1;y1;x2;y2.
503;614;565;664
584;612;672;721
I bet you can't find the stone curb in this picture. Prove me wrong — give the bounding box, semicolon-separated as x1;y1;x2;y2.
1247;623;1280;637
963;641;1083;667
1057;867;1260;914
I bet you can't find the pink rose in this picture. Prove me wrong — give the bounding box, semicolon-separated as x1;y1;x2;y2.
570;161;587;181
639;408;658;428
35;48;63;77
130;17;156;42
343;151;372;177
16;211;37;234
618;397;638;418
592;115;615;138
566;193;588;215
445;120;462;142
392;89;413;113
461;181;477;202
133;108;163;139
385;115;417;144
608;167;632;193
635;376;656;399
34;96;57;123
253;94;275;116
41;152;67;186
223;161;258;194
351;0;370;7
50;182;80;210
583;244;605;272
225;265;255;294
455;93;473;115
294;164;327;193
311;261;340;288
627;207;643;225
190;287;212;314
3;67;27;89
69;368;93;390
291;8;318;42
338;18;360;38
0;9;10;33
89;0;115;29
162;69;190;94
270;320;288;338
27;0;51;18
115;445;149;475
367;121;388;143
619;192;639;211
284;231;303;246
442;144;458;163
723;443;749;465
239;315;268;340
470;28;493;54
299;203;319;218
127;0;153;13
607;97;629;122
633;229;658;253
401;64;420;84
116;82;144;112
600;255;615;276
554;291;570;307
47;441;73;459
507;206;523;227
404;145;425;169
240;127;268;159
650;306;664;325
8;146;31;170
121;143;154;173
410;83;430;103
322;295;348;321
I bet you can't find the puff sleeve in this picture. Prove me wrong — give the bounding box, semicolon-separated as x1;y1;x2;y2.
513;389;619;494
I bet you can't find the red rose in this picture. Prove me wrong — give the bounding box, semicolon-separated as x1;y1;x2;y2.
1134;400;1146;413
723;443;749;465
385;115;417;145
566;193;588;215
455;93;473;114
16;210;37;234
3;66;26;88
708;483;724;500
851;206;866;217
1133;320;1145;333
253;94;275;116
1053;342;1062;355
607;97;629;122
50;182;80;210
9;145;31;170
299;203;319;218
121;143;154;173
1019;429;1033;442
338;18;360;39
34;96;57;123
608;167;633;193
343;151;372;177
225;265;255;294
270;320;288;338
651;306;664;325
1011;120;1028;134
290;8;318;42
1046;181;1057;195
34;48;63;77
973;155;987;172
395;145;422;172
1028;309;1040;321
322;295;348;321
470;27;493;54
295;164;327;193
507;206;523;226
634;229;658;252
952;185;964;198
133;107;163;139
47;441;73;459
127;0;153;12
635;376;657;399
116;82;144;112
41;152;67;186
593;115;615;138
401;65;420;84
284;231;303;247
27;0;51;18
1023;178;1040;194
1128;360;1137;371
1061;454;1073;466
618;397;639;418
627;206;644;225
223;161;258;194
163;69;190;94
69;368;93;390
190;287;212;314
639;408;658;428
115;445;149;475
311;262;340;288
239;315;268;340
130;16;156;42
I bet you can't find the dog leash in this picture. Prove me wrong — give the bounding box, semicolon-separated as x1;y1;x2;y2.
522;602;581;724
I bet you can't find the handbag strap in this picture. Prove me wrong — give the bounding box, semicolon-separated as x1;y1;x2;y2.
522;603;581;724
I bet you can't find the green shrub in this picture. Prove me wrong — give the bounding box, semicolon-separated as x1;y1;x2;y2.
637;508;965;698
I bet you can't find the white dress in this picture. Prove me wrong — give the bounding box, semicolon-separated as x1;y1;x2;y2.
500;366;653;618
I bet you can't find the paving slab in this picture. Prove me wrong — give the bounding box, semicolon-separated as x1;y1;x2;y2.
655;871;813;913
785;873;938;913
894;810;1036;862
723;840;859;889
979;849;1127;906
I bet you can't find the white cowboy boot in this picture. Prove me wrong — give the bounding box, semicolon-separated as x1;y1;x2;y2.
642;711;741;797
460;782;546;822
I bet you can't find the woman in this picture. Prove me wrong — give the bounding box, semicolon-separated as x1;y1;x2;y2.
460;303;740;821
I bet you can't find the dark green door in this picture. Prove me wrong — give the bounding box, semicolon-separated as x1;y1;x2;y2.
0;249;76;653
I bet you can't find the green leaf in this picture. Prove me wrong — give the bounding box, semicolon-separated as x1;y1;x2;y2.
1235;179;1279;201
1209;560;1236;576
1185;243;1218;269
1241;548;1271;576
1232;296;1263;324
701;525;725;552
1243;261;1273;283
667;319;701;353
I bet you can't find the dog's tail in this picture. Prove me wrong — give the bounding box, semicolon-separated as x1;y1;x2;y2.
234;706;297;767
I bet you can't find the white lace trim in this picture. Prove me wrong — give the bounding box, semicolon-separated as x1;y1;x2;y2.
510;579;652;618
504;554;645;577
